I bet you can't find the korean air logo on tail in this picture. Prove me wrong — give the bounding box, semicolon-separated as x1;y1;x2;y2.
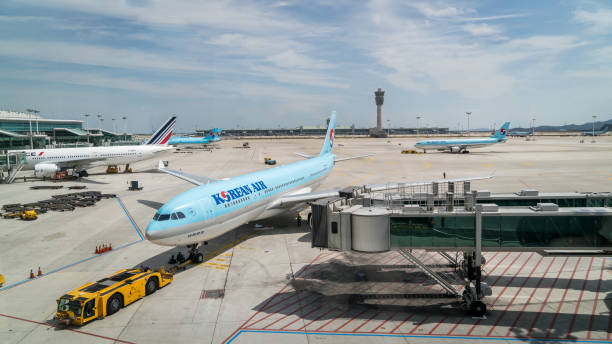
329;129;334;148
211;181;268;205
500;128;506;135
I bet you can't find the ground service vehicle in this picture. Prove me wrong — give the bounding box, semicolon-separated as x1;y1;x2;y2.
55;268;172;326
20;209;37;220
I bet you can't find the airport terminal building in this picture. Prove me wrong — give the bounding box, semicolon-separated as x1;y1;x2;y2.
0;110;132;151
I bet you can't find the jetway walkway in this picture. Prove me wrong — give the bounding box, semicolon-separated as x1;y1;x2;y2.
309;186;612;316
0;152;26;184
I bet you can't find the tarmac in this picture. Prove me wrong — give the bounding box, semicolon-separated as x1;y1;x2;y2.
0;135;611;344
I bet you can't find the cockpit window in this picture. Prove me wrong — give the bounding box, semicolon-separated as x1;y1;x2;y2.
171;213;178;220
177;212;185;219
158;214;170;221
153;213;160;220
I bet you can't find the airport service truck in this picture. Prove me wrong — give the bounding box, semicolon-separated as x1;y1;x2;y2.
55;267;172;326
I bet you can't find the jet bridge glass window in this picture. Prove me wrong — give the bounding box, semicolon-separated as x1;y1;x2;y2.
331;221;338;234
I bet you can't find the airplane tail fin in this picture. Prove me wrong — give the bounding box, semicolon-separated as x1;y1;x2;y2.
491;122;510;139
145;116;177;145
319;111;336;156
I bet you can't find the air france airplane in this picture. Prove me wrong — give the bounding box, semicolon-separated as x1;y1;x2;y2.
145;111;492;262
168;128;222;145
415;122;510;153
10;116;176;177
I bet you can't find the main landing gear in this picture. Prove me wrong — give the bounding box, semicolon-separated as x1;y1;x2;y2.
460;252;491;317
187;244;203;263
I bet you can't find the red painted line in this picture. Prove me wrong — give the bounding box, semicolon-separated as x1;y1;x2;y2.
279;300;326;330
0;313;135;344
587;259;605;339
245;293;319;329
565;256;595;337
371;251;446;334
116;196;143;238
389;312;417;333
544;257;583;338
486;254;544;336
223;252;326;343
445;251;515;336
334;308;371;332
525;256;570;337
297;307;341;331
352;311;380;332
313;252;406;332
505;256;557;337
258;292;321;330
371;312;400;333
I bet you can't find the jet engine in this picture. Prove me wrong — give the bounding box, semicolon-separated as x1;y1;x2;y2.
34;163;60;177
449;146;461;153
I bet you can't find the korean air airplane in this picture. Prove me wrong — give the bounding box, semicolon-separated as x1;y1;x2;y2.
168;128;222;145
10;116;176;177
415;122;510;153
145;111;493;262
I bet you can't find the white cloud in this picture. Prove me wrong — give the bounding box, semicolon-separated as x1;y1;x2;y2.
0;39;210;72
574;8;612;33
462;23;501;36
410;2;465;18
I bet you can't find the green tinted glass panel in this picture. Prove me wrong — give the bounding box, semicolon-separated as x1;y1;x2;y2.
482;216;501;247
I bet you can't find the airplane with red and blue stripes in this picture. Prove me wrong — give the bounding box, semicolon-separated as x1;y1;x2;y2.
10;116;177;178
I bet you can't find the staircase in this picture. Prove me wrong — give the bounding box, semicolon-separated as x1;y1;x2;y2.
0;153;26;184
399;249;459;296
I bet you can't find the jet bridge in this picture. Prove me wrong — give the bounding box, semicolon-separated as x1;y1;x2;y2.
308;186;612;316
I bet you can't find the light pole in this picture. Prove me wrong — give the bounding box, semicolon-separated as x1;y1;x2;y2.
26;108;38;148
387;119;390;136
83;114;90;143
465;112;472;136
531;117;536;140
592;115;597;142
97;114;102;131
416;116;421;136
112;118;116;133
122;116;127;140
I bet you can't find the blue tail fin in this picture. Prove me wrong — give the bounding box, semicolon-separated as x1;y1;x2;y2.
491;122;510;139
319;111;336;156
145;116;177;145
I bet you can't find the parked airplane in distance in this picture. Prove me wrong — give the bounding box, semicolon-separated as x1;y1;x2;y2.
509;129;533;137
145;111;492;262
168;128;222;145
415;122;510;153
582;124;610;136
10;116;176;177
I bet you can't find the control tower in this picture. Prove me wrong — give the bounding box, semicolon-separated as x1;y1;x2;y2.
370;88;387;137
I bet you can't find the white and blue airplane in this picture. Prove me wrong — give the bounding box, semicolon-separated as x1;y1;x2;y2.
415;122;510;153
168;128;222;145
145;111;492;261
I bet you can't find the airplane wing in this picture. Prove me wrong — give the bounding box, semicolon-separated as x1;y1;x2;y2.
267;172;495;209
335;153;375;162
365;172;495;192
157;160;219;186
266;189;342;209
52;158;108;169
294;152;313;159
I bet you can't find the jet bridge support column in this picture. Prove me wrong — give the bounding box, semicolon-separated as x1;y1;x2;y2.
459;208;490;316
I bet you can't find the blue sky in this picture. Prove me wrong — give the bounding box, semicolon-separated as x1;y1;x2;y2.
0;0;611;132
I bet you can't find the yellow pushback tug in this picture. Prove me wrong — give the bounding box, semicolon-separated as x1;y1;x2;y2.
55;268;172;326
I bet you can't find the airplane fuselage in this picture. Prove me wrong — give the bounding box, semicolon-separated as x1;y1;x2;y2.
415;138;505;152
168;137;220;145
145;153;335;246
11;145;172;171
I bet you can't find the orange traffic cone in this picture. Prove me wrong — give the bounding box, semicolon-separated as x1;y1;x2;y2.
95;246;99;254
37;267;43;276
109;243;113;251
29;269;35;279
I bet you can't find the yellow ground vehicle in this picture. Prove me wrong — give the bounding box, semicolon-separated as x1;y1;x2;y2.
0;273;4;287
106;165;119;173
55;268;172;326
20;209;37;221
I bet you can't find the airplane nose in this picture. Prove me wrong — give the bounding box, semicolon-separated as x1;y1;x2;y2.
144;222;163;243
